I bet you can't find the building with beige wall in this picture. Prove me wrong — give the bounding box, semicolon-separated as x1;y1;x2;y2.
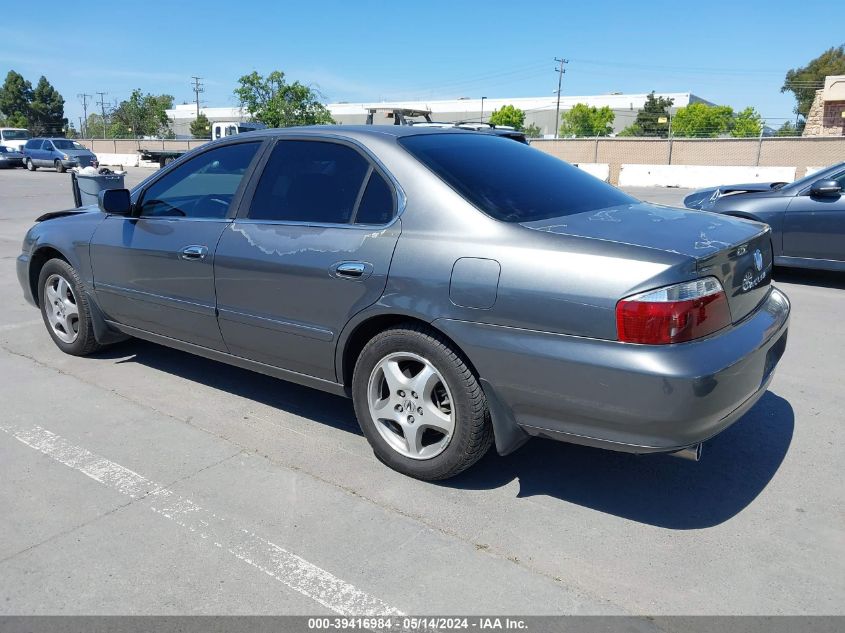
802;75;845;137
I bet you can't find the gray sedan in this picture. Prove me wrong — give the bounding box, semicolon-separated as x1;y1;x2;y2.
684;162;845;272
0;145;24;168
15;127;789;480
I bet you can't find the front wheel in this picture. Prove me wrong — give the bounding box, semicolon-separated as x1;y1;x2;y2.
26;158;36;171
37;259;103;356
352;324;493;480
55;159;66;173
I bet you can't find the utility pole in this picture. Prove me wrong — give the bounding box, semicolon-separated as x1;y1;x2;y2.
480;96;487;122
554;57;568;139
77;93;92;137
95;92;108;138
191;76;204;119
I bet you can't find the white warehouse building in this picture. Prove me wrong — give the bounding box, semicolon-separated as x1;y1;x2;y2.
166;92;712;138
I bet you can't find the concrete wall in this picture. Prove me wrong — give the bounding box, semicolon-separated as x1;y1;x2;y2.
618;165;796;188
531;136;845;184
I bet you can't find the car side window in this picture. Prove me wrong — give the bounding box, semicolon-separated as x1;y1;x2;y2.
138;142;261;219
247;140;370;224
354;171;396;224
41;140;53;150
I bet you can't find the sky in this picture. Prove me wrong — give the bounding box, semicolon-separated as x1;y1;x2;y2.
2;0;841;129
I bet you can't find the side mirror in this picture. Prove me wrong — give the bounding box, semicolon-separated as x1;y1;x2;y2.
98;188;133;215
809;179;842;197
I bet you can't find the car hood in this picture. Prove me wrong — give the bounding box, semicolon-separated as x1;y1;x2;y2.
520;202;766;259
683;182;786;209
36;205;100;222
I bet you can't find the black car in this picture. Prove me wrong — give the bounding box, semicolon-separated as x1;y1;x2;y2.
684;162;845;272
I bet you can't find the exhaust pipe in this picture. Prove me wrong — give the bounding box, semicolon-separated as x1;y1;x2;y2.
670;443;702;462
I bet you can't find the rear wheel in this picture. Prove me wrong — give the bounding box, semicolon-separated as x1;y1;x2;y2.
352;324;493;480
37;259;102;356
55;159;65;173
26;158;36;171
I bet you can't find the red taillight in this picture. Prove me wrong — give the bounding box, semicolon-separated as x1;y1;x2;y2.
616;277;732;344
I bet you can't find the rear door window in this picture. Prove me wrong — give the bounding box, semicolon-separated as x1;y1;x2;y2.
247;140;372;224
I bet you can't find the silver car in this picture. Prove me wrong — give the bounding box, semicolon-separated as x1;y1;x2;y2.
16;127;790;480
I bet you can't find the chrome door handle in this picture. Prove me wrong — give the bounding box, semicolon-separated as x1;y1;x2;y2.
180;245;208;260
331;261;372;280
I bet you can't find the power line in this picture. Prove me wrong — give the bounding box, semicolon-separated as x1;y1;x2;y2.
191;76;204;118
554;57;568;139
95;92;108;138
77;93;92;137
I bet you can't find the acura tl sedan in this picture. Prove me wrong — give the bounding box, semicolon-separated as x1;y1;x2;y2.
684;162;845;272
16;127;790;480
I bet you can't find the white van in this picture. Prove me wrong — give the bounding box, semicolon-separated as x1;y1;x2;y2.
0;128;31;151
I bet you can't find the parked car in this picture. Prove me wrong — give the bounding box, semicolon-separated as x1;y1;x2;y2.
22;138;98;172
16;127;790;480
0;127;31;151
684;162;845;272
0;145;25;168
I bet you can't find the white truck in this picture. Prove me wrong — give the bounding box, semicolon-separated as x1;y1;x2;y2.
138;121;266;167
0;128;31;151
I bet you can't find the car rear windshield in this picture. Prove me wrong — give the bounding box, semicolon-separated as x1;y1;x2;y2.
399;133;636;222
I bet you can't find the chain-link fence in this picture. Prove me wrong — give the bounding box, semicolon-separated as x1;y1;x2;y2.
531;136;845;183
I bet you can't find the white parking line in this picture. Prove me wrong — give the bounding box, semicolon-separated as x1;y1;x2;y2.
1;423;404;617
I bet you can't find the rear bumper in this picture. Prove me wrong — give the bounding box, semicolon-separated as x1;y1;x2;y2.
435;287;790;454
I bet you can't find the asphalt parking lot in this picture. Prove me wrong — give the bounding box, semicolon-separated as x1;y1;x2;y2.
0;166;843;616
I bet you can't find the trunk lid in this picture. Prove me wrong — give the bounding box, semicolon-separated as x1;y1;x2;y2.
521;202;772;323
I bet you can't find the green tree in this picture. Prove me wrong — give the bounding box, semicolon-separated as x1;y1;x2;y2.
620;92;674;137
670;103;734;137
731;107;763;137
0;70;33;128
28;76;66;136
488;104;526;129
523;122;542;138
234;70;334;128
559;103;615;137
110;89;174;138
190;112;212;139
775;121;802;137
782;45;845;119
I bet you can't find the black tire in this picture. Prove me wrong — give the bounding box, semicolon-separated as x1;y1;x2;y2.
352;324;493;480
55;159;65;173
37;258;103;356
26;158;36;171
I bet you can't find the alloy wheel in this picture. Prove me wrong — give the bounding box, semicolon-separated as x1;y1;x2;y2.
44;274;80;344
367;352;455;460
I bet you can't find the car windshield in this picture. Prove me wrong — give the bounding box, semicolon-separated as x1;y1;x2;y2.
781;162;845;191
2;129;30;140
399;133;637;222
0;146;11;153
51;139;86;150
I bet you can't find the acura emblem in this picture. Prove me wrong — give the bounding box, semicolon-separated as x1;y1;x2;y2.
753;249;763;272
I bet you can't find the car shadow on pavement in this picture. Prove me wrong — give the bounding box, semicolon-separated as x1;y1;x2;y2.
774;267;845;290
443;391;794;530
98;341;792;530
104;340;362;436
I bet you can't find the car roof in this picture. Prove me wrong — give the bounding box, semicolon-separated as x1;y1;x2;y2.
233;125;496;141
